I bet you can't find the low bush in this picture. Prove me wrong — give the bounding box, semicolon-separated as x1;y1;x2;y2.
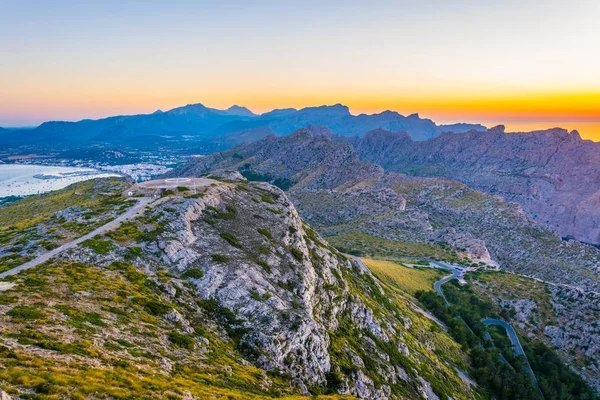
220;232;242;248
181;268;204;279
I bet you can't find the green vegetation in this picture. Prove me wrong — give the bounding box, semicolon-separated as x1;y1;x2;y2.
266;207;282;215
168;331;195;350
260;194;275;204
7;305;46;320
181;268;204;279
256;260;272;273
524;341;596;399
177;186;190;192
209;204;236;220
82;238;115;254
364;258;444;297
290;247;303;261
0;178;132;266
0;254;33;273
220;232;242;248
211;254;229;263
327;233;462;263
257;227;272;239
416;280;597;400
239;168;296;191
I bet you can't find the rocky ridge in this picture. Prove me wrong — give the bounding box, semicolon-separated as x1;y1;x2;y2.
0;177;480;399
352;125;600;246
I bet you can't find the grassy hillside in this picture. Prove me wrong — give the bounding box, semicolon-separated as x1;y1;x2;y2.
0;177;484;399
363;258;444;297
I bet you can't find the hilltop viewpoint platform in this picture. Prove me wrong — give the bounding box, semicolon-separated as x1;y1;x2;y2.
124;177;214;197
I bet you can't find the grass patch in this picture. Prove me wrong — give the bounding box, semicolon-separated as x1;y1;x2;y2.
181;268;204;279
257;227;272;240
7;305;46;320
220;232;242;248
364;259;444;297
82;238;115;255
211;254;229;263
260;194;275;204
291;247;303;262
168;331;194;350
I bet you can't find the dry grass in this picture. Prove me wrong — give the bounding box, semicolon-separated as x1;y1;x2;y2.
363;258;444;297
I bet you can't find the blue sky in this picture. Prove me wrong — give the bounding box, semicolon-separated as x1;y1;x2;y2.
1;0;599;138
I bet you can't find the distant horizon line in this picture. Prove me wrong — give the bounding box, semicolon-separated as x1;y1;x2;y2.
1;101;599;141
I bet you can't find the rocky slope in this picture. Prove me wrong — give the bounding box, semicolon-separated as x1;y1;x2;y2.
0;176;481;399
351;126;600;246
466;272;600;391
166;128;600;391
169;128;600;292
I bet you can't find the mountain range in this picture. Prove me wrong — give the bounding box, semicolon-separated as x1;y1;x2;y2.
0;103;485;149
348;125;600;246
166;127;600;390
168;123;600;247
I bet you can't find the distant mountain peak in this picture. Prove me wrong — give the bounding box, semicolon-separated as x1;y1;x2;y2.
488;125;506;134
261;108;297;118
225;105;256;117
299;104;351;117
166;103;210;115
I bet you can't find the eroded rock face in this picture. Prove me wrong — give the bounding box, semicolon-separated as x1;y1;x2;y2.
428;228;491;262
170;127;600;290
353;126;600;246
59;178;477;398
545;286;600;391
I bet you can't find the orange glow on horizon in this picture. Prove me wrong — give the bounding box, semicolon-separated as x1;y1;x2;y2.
2;89;600;141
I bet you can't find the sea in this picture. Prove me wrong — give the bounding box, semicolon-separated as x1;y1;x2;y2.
0;164;120;198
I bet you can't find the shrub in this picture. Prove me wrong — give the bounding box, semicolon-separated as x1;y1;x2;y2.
256;260;272;273
250;290;262;301
266;208;282;215
162;189;175;196
258;245;270;254
82;239;115;254
181;268;204;279
213;204;236;220
211;254;229;263
7;305;46;320
291;247;304;262
127;246;143;258
220;232;242;248
168;331;194;350
133;298;170;316
177;186;190;192
257;227;272;239
260;194;275;204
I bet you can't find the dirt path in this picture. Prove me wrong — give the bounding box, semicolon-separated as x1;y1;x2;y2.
0;197;153;279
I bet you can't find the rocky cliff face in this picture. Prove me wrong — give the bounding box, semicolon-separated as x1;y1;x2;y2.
165;126;384;190
353;126;600;246
0;177;479;399
169;129;600;292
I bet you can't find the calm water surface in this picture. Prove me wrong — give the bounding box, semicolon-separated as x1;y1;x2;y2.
0;164;119;198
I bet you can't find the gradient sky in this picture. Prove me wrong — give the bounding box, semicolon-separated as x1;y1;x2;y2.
1;0;600;139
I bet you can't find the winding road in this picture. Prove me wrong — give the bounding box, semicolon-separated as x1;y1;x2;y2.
430;260;464;305
430;263;544;398
482;319;525;356
482;319;544;398
0;197;153;279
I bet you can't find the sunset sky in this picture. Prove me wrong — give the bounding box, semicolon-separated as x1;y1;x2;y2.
1;0;599;139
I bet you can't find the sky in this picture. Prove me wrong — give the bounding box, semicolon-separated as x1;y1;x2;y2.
1;0;600;139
